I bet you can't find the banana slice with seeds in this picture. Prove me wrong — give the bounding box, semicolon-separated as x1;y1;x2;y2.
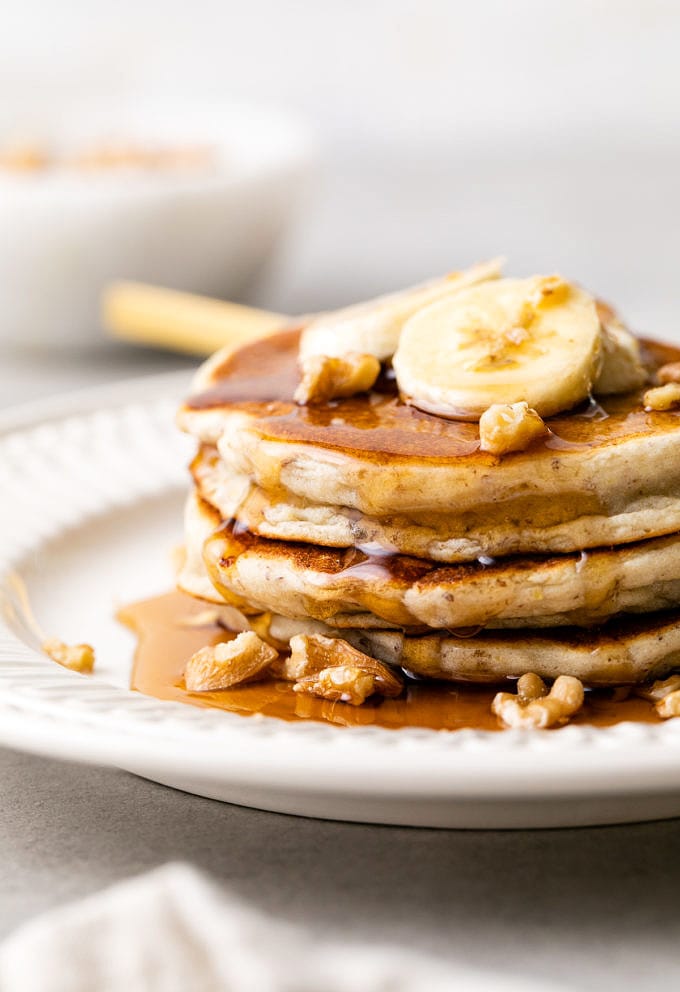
393;275;603;420
298;258;504;363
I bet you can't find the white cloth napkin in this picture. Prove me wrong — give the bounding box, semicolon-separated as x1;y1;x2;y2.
0;864;564;992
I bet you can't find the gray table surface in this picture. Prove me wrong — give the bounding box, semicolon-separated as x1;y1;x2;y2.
2;746;680;990
2;151;680;989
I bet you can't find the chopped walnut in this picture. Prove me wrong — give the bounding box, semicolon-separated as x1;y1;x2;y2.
294;665;379;705
636;674;680;719
271;633;332;680
281;633;403;697
479;402;546;455
184;631;278;691
492;674;584;729
657;362;680;385
636;674;680;702
643;383;680;411
516;671;548;703
294;352;381;405
42;638;95;674
280;633;403;705
276;632;350;680
656;692;680;719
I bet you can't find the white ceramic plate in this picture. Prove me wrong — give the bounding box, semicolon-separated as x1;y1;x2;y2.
3;375;680;829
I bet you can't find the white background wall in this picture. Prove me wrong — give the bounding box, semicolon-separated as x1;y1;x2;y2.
3;0;680;330
4;0;680;151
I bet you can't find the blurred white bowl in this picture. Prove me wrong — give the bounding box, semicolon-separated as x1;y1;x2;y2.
0;103;314;349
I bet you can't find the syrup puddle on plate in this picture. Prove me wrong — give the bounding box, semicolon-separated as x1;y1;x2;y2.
118;590;662;732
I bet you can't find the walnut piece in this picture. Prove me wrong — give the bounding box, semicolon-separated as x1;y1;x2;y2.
636;674;680;719
657;692;680;719
277;632;353;680
284;634;402;689
516;671;548;703
635;674;680;702
479;402;546;455
42;638;95;674
284;634;403;704
643;383;680;411
657;362;680;385
272;633;333;680
294;665;379;705
492;673;584;729
184;631;278;691
294;352;381;405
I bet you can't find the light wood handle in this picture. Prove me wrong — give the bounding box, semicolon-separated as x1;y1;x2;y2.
103;281;288;356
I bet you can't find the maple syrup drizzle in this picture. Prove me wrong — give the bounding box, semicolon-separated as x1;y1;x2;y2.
185;330;680;462
118;590;662;732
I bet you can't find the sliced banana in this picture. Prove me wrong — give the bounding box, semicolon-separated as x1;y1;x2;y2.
392;275;603;420
298;258;504;363
594;301;648;394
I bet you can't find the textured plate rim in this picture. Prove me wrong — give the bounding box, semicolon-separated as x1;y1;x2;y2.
2;374;680;801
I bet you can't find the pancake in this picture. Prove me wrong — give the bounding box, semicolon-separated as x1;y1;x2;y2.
178;491;226;604
264;611;680;687
177;331;680;551
196;497;680;630
176;310;680;697
177;506;680;686
192;442;680;562
177;496;680;685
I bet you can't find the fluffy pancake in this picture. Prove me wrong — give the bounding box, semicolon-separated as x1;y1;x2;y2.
178;332;680;552
264;612;680;686
177;496;680;685
192;443;680;562
192;494;680;630
178;491;225;604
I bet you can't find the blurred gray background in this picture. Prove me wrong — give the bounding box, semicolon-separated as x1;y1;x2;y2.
3;0;679;332
2;7;680;989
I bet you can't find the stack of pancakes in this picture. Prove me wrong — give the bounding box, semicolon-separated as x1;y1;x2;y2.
177;328;680;688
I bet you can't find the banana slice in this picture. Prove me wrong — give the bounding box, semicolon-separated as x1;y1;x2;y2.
594;301;648;394
298;258;504;363
393;275;603;420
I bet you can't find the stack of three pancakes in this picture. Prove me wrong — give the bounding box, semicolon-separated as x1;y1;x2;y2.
177;328;680;688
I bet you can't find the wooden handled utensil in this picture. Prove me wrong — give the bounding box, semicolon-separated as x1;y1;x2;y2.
103;281;289;357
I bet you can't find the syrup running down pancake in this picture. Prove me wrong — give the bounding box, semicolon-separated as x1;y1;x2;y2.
121;590;664;730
